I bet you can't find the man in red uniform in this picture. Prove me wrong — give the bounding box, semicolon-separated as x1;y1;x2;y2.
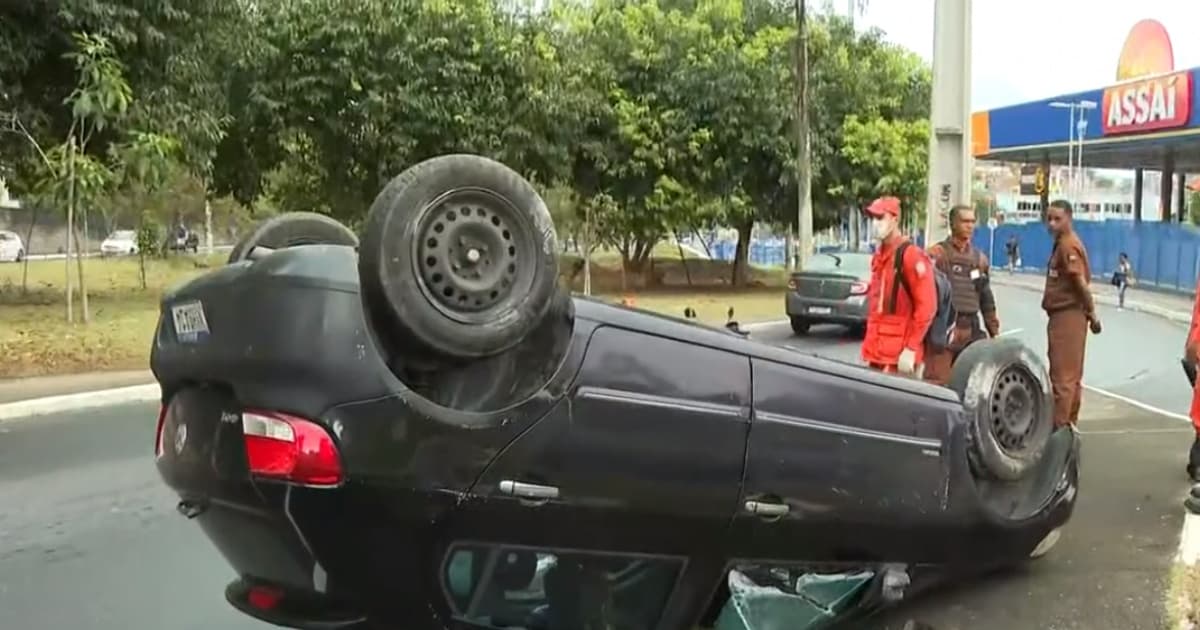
860;196;937;376
1182;276;1200;482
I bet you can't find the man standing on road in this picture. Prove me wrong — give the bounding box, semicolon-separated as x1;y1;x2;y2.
861;196;937;377
1042;200;1102;428
1005;235;1020;272
923;205;1001;385
1180;276;1200;482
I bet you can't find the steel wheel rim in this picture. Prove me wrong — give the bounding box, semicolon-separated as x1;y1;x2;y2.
988;364;1041;456
412;188;534;325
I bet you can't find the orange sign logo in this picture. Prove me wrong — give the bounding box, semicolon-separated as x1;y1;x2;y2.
1116;19;1175;81
1101;71;1192;135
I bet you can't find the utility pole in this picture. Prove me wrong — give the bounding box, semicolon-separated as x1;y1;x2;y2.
923;0;973;247
793;0;813;270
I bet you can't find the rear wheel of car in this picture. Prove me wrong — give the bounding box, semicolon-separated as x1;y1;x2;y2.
228;212;359;264
15;249;23;262
949;337;1053;482
790;317;810;336
358;154;560;362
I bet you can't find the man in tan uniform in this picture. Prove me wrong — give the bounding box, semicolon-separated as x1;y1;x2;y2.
924;205;1001;385
1042;200;1102;428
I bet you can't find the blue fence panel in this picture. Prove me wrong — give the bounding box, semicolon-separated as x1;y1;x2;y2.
971;220;1200;294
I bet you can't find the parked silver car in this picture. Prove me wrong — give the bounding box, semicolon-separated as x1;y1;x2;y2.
785;252;872;336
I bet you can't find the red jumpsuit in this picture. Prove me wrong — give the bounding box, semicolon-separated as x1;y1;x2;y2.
1185;275;1200;434
861;235;938;372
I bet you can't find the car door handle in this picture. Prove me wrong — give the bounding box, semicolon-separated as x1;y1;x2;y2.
499;480;560;500
744;500;790;517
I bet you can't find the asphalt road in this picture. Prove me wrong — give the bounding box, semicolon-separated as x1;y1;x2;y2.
760;283;1194;416
0;283;1191;630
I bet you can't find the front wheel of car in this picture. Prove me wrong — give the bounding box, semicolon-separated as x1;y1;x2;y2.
949;337;1054;482
358;154;561;362
228;212;359;264
790;317;810;336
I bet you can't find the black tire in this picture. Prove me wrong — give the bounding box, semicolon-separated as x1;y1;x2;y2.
790;317;810;336
227;212;358;264
949;337;1053;482
358;154;560;361
15;249;23;263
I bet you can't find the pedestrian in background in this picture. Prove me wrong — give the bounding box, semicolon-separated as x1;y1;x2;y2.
1005;235;1020;273
1111;252;1133;309
860;196;937;377
923;204;1001;385
1042;200;1102;429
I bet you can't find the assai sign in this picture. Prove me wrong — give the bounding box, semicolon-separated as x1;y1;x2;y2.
1101;70;1193;135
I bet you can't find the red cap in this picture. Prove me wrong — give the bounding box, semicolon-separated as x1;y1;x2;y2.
865;196;901;218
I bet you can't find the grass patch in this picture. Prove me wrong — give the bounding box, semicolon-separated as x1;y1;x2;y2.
600;289;786;325
0;254;224;378
1167;561;1200;630
0;251;787;378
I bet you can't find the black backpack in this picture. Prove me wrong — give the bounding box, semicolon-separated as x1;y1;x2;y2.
888;242;957;352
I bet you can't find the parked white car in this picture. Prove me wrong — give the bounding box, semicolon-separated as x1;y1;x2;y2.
100;229;138;257
0;230;24;262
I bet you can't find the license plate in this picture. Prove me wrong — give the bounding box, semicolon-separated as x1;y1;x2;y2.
808;306;833;315
171;301;210;343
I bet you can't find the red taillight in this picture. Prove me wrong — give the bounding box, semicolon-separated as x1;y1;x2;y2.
850;281;868;295
241;410;343;487
247;585;284;610
154;403;168;458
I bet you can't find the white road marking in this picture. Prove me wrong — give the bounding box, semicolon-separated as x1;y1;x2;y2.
1078;428;1195;436
1082;384;1191;423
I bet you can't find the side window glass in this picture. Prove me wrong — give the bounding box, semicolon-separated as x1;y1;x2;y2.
442;544;684;630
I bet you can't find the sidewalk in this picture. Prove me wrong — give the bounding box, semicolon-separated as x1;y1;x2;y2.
0;370;154;404
992;270;1195;325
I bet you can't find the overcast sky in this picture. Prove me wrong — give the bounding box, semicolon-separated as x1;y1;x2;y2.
853;0;1200;111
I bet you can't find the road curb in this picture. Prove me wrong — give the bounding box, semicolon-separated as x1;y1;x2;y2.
991;277;1192;325
0;383;162;422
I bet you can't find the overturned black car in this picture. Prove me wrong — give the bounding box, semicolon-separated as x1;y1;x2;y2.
151;154;1079;630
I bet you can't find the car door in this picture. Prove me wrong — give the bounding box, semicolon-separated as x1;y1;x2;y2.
731;357;952;566
433;325;751;630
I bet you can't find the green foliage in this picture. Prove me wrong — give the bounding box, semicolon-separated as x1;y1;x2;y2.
3;0;933;272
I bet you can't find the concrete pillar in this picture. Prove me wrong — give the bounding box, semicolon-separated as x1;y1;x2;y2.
1134;168;1143;222
1176;172;1187;222
1161;154;1175;222
923;0;973;246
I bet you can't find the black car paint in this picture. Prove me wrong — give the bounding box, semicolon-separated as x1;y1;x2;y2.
151;244;1079;630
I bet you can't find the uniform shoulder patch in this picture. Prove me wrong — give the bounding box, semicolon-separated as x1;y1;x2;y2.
915;260;927;277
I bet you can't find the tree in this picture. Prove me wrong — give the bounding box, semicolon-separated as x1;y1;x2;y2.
839;114;930;229
110;130;179;288
29;32;132;323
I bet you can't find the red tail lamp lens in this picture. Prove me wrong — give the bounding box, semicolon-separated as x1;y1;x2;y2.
241;410;343;486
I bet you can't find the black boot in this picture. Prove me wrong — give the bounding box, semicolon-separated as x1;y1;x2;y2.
1188;436;1200;483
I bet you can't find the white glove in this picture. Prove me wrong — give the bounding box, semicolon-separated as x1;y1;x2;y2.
897;348;917;375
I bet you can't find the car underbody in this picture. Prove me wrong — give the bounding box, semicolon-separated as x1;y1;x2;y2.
151;154;1078;630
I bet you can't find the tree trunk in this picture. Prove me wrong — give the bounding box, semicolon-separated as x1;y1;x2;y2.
21;205;39;294
731;220;753;287
674;232;693;286
793;0;814;271
65;138;76;324
73;222;90;323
